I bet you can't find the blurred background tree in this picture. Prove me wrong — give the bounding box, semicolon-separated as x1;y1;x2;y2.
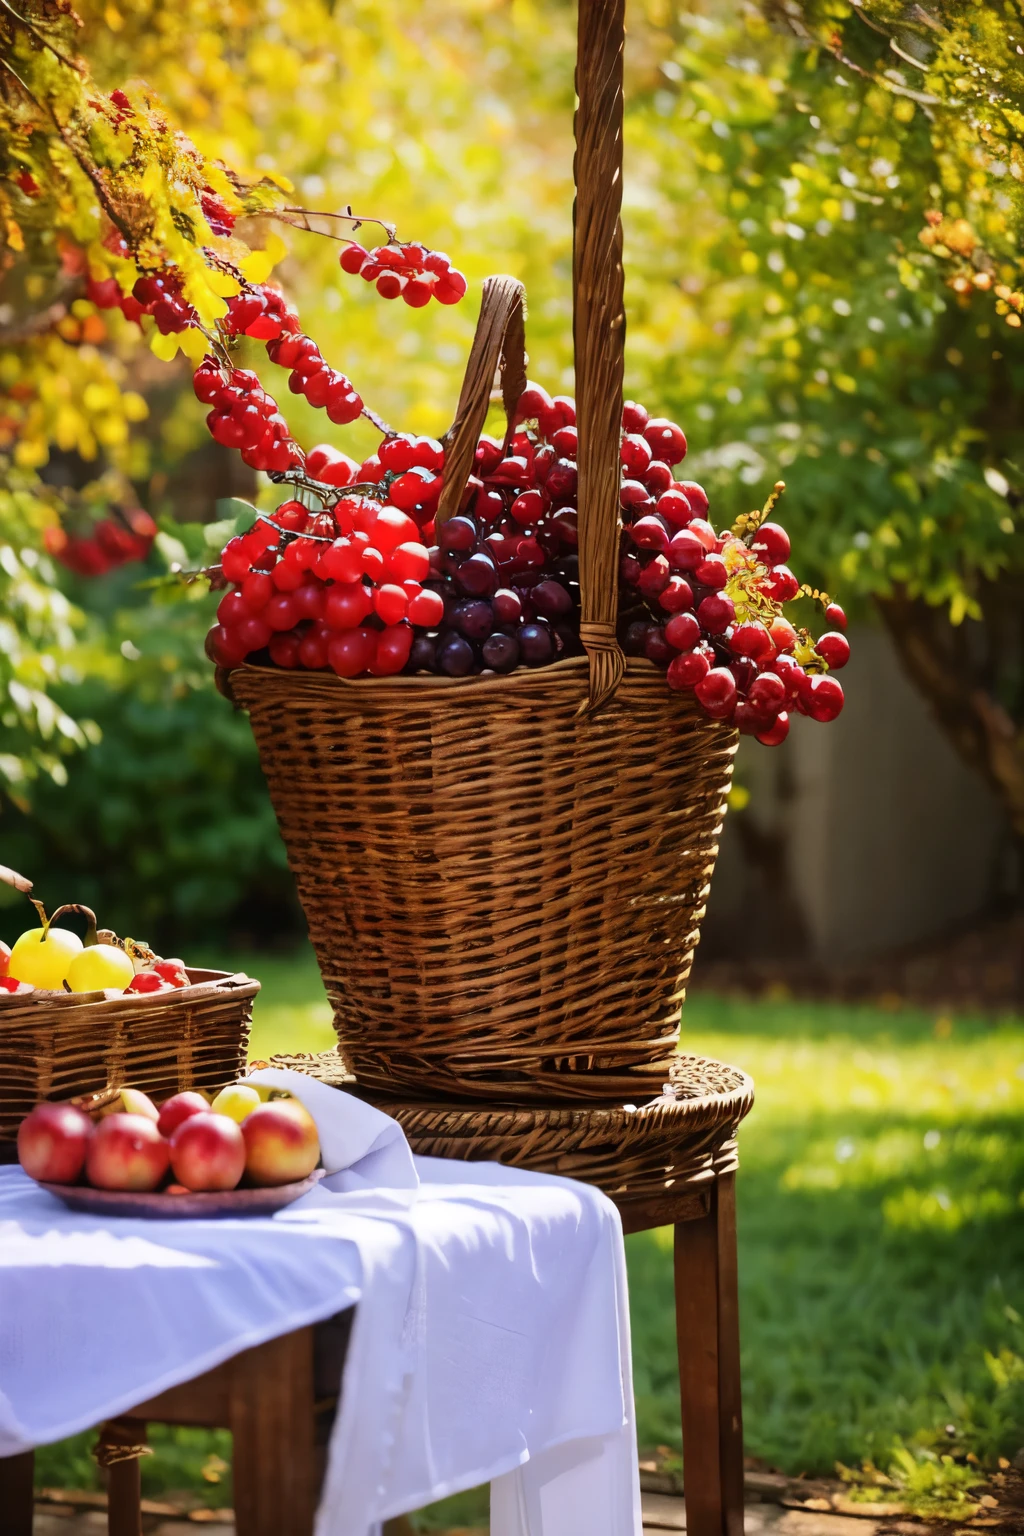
2;0;1022;944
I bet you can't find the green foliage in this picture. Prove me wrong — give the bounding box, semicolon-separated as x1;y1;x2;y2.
0;579;298;948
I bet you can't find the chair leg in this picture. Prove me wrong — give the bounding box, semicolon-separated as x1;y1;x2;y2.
230;1327;317;1536
0;1450;34;1536
674;1172;745;1536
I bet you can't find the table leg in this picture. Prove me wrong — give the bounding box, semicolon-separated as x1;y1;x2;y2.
106;1457;142;1536
0;1449;34;1536
230;1328;317;1536
674;1173;744;1536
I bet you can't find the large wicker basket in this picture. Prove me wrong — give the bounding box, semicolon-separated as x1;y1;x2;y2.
226;0;737;1103
0;968;257;1154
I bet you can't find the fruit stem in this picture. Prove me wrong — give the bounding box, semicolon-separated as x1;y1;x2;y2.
29;897;50;935
48;903;99;947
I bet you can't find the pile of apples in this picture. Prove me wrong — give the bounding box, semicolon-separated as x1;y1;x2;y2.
1;901;195;998
17;1081;320;1194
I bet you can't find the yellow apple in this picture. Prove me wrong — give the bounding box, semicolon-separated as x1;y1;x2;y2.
9;926;83;990
211;1083;261;1124
66;944;135;994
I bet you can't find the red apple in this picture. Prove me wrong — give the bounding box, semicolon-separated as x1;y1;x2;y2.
157;1091;210;1139
169;1113;245;1192
86;1113;170;1191
18;1102;94;1184
242;1102;320;1187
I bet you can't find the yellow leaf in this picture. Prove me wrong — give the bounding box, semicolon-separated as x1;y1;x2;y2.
239;249;275;283
205;268;241;298
179;326;211;363
5;219;24;253
150;330;181;361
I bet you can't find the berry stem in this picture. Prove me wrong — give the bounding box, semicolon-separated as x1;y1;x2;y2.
277;205;399;244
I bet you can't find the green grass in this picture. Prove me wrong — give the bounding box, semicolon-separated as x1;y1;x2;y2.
34;949;1024;1507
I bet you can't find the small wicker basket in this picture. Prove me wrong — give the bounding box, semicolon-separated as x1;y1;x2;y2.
225;0;737;1104
0;968;257;1155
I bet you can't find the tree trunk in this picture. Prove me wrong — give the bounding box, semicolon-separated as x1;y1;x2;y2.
876;582;1024;841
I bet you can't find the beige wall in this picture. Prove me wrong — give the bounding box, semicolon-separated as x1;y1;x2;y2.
703;626;1010;961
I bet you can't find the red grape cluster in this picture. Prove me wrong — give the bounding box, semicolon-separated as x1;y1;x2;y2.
339;242;468;307
207;378;850;745
614;404;848;743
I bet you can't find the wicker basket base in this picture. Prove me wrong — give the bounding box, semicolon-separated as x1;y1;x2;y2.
267;1049;754;1208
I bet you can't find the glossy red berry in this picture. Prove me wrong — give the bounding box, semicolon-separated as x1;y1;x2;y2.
801;674;844;722
756;712;790;747
644;418;687;465
694;667;737;719
817;631;851;669
751;521;790;567
665;611;700;651
667;649;711;690
825;602;847;631
696;592;735;634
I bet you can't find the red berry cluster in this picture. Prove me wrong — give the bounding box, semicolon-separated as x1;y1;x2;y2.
85;274;145;325
339;241;468;307
44;508;157;577
193;359;305;474
207;435;445;677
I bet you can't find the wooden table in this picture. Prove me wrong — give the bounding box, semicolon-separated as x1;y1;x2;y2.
2;1052;752;1536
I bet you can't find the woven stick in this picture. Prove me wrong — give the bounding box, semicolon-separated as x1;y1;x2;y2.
436;275;526;527
574;0;627;714
0;864;32;894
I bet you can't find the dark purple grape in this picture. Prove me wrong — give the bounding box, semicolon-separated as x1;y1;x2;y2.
551;508;578;548
644;625;673;666
545;458;578;501
408;634;437;673
622;619;652;656
439;515;478;554
518;621;554;666
427;545;445;578
493;587;523;625
451;598;494;640
553;621;581;656
437;632;476;676
443;549;465;578
458;552;498;597
532;579;573;620
557;553;579;585
481;631;520;671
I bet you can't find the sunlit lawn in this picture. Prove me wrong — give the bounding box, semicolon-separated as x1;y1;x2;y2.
35;946;1024;1508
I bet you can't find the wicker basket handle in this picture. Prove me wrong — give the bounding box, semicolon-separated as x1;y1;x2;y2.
573;0;627;713
436;274;527;528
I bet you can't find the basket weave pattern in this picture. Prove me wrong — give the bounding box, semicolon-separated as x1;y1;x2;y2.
0;969;256;1150
270;1048;754;1202
232;658;735;1102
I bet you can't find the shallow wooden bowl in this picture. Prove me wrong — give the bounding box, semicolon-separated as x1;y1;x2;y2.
38;1169;324;1220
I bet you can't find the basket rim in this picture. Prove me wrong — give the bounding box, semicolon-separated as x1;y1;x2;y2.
0;967;260;1011
230;653;659;698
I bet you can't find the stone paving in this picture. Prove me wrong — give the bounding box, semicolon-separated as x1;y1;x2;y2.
28;1494;932;1536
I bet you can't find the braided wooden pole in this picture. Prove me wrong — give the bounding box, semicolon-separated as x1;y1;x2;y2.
574;0;627;714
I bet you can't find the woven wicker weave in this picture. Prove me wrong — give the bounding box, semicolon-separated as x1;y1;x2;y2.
226;0;738;1103
230;659;735;1102
267;1048;754;1204
0;968;257;1153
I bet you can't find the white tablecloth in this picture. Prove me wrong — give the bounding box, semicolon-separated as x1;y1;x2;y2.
0;1071;641;1536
